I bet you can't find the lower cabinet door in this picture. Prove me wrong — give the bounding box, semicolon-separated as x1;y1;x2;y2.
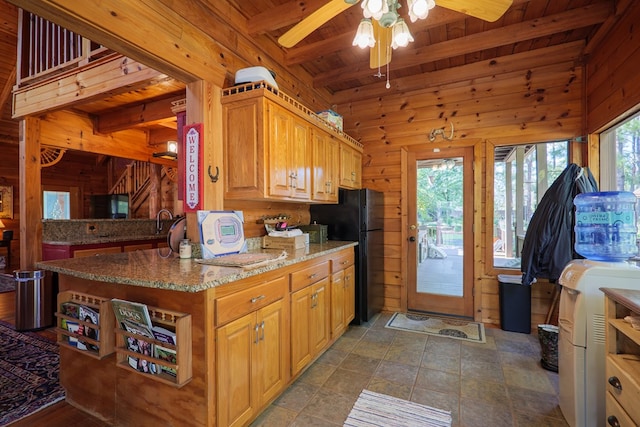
256;299;287;404
217;299;287;427
217;313;256;427
290;286;312;376
344;265;356;324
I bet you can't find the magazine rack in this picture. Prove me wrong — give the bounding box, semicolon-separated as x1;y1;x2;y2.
114;305;192;388
55;290;116;359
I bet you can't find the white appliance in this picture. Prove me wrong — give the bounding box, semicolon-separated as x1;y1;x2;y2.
558;259;640;427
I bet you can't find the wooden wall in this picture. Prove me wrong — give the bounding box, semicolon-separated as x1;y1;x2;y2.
337;41;586;326
586;0;640;134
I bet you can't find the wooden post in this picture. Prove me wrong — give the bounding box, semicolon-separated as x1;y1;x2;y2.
184;81;223;243
19;117;42;269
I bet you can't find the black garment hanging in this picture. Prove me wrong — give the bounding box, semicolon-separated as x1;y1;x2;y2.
520;164;598;286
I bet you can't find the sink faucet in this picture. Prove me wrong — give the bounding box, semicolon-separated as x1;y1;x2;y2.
156;209;173;234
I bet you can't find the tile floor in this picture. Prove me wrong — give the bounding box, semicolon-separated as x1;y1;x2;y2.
251;312;568;427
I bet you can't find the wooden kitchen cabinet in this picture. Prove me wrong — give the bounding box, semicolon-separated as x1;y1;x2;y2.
267;103;311;200
602;288;640;426
330;251;355;337
290;277;330;376
339;143;362;189
215;274;288;427
217;298;287;427
222;82;363;202
312;129;339;203
42;238;167;260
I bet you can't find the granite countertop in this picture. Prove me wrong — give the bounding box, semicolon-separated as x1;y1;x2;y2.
35;241;357;293
43;234;167;246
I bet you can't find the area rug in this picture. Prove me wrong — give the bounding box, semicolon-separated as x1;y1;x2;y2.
344;389;452;427
385;312;486;343
0;320;65;425
0;274;15;294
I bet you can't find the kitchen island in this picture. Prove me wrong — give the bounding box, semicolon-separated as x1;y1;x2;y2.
36;240;358;427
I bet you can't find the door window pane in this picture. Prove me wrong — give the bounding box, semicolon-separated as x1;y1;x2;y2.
43;191;70;219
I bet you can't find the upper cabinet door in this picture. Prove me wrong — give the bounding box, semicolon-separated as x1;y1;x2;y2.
268;103;293;198
312;130;339;202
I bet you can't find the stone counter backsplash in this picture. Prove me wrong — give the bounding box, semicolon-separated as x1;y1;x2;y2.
42;218;178;242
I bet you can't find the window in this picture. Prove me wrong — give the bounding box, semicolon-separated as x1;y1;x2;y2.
600;111;640;238
43;191;71;219
493;141;569;268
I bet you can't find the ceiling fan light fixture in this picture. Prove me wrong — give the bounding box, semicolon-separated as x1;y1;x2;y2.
391;18;414;49
353;18;376;48
407;0;435;22
378;10;399;28
361;0;388;20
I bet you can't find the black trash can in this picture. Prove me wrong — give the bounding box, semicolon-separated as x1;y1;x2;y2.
14;270;53;331
498;274;531;334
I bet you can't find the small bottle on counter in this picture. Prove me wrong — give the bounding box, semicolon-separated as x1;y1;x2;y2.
179;239;192;259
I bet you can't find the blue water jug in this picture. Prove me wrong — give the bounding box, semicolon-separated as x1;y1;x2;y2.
574;191;638;261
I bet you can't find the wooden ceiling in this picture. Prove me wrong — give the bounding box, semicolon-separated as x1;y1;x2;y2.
0;0;620;142
226;0;614;94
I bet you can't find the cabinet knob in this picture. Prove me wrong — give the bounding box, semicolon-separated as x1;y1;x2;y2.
607;415;620;427
608;376;622;391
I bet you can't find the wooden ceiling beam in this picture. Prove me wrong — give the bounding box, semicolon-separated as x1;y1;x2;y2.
7;0;228;84
314;2;612;87
332;40;585;104
96;94;185;134
247;0;330;35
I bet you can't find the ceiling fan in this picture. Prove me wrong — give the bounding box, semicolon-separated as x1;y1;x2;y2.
278;0;513;69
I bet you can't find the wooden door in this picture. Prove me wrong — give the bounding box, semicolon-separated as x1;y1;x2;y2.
339;144;354;188
217;313;256;427
330;270;345;337
312;130;339;202
290;116;311;200
407;146;474;317
311;278;330;354
267;103;292;197
256;299;287;405
344;265;356;324
290;286;312;376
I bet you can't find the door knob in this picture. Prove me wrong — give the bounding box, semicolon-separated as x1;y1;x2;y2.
409;236;416;242
410;224;417;230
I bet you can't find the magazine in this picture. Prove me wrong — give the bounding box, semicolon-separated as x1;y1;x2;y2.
62;319;80;347
154;345;177;377
60;302;79;318
78;305;100;351
122;319;156;374
152;325;176;345
111;298;153;330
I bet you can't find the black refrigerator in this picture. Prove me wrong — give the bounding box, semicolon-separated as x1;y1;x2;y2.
310;188;384;324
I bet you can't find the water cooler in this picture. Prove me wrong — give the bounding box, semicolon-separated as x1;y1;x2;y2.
558;191;640;427
558;260;640;427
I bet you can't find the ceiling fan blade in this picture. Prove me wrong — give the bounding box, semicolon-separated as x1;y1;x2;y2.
278;0;358;48
436;0;513;22
370;22;391;69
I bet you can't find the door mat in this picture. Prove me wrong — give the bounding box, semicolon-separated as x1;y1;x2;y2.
385;312;486;343
0;273;15;293
0;320;65;425
344;389;452;427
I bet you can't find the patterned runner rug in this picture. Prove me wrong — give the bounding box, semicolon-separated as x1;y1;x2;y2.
0;320;65;425
0;274;15;294
385;312;486;343
344;389;452;427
